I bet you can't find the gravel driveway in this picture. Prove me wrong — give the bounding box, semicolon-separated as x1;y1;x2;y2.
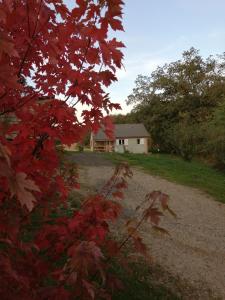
72;153;225;299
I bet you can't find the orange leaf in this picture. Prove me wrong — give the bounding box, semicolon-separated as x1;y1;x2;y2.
10;173;40;211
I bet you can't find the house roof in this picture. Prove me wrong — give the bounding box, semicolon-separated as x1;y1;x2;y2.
93;123;150;141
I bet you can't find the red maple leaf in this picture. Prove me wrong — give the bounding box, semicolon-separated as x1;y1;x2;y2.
9;173;40;211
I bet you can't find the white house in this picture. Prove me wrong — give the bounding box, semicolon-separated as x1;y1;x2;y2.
90;123;150;154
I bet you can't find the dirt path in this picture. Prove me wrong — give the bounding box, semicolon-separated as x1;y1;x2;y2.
72;153;225;299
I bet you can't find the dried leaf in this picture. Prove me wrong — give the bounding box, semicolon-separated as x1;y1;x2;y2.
10;173;40;211
152;225;170;236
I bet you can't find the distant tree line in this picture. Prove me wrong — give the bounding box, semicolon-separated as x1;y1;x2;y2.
112;48;225;169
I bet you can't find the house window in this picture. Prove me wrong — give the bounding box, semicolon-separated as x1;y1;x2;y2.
137;138;144;145
119;139;125;145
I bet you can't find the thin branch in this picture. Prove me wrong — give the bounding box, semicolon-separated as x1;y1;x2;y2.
0;1;45;103
17;0;43;77
26;0;31;37
0;91;7;100
32;0;43;38
99;62;104;73
71;56;103;109
32;132;49;157
63;6;99;106
64;37;91;104
0;94;37;116
117;214;146;252
71;98;80;108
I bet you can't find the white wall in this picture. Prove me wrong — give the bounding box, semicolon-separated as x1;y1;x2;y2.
114;138;148;154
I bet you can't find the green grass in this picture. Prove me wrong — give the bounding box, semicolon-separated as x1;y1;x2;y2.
105;153;225;203
112;261;180;300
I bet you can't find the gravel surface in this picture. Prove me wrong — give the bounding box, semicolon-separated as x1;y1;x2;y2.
73;153;225;299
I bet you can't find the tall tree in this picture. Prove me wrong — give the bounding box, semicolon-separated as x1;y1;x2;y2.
127;48;225;156
206;102;225;168
111;112;137;124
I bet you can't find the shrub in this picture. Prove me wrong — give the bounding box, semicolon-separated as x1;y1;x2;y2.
168;122;205;161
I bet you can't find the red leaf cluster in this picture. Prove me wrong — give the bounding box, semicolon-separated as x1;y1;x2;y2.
0;0;126;299
0;1;172;299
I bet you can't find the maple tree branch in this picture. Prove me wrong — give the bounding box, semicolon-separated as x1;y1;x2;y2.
18;0;43;77
0;0;47;110
64;11;99;106
0;94;37;116
32;133;49;157
71;98;80;108
90;211;147;285
64;37;91;104
102;174;120;199
26;1;31;37
0;91;7;100
0;1;41;102
80;38;92;70
99;62;104;73
32;0;43;37
64;13;102;108
0;0;126;297
117;214;146;252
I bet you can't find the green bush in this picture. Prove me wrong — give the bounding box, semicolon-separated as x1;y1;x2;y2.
77;144;84;152
205;103;225;169
150;144;161;154
168;123;205;161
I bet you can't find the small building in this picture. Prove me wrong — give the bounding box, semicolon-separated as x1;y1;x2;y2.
90;123;150;154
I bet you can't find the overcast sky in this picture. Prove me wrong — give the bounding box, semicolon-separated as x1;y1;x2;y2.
107;0;225;113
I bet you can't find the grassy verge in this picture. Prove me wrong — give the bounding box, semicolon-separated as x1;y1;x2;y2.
105;153;225;203
112;261;180;300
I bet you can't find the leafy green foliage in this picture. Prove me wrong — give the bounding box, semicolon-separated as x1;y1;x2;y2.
168;122;206;161
205;102;225;168
126;48;225;163
111;113;137;124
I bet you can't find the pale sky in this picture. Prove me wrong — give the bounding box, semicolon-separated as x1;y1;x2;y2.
64;0;225;115
108;0;225;114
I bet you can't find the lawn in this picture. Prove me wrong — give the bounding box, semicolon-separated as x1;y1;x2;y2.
105;153;225;203
112;261;179;300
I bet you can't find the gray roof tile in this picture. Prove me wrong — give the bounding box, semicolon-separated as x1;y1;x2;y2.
94;123;150;141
